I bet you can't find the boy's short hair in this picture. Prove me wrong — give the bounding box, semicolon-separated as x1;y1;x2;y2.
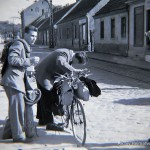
24;25;38;33
75;52;88;65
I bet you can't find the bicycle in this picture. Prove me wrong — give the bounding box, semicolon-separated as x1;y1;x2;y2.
54;69;90;145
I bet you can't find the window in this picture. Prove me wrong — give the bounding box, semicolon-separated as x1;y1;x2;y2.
47;30;49;45
66;28;70;39
100;21;104;39
42;9;44;15
82;24;86;44
74;25;77;39
59;28;62;39
35;7;39;13
111;18;115;38
121;17;126;38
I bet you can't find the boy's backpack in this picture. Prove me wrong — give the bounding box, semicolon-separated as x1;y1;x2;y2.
0;39;29;77
1;41;13;77
1;41;13;63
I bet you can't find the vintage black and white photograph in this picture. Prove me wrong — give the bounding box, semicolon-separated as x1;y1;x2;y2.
0;0;150;150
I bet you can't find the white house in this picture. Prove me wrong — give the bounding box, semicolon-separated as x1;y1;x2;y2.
127;0;150;61
94;0;128;56
94;0;150;61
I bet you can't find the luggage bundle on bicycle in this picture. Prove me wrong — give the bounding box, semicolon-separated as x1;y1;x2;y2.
51;73;101;145
51;78;73;116
52;73;101;116
56;78;74;106
53;76;90;104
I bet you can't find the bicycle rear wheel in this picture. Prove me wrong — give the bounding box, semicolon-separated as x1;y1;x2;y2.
71;98;86;145
59;105;70;128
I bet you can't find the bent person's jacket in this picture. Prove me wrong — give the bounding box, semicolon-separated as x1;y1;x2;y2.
35;48;75;91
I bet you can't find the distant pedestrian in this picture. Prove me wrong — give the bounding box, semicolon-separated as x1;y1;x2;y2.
145;31;150;50
1;25;40;142
145;30;150;40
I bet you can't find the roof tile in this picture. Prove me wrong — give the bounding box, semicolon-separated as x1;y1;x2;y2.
95;0;128;16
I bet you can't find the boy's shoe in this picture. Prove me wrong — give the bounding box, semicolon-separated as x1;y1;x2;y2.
46;123;64;131
13;137;33;143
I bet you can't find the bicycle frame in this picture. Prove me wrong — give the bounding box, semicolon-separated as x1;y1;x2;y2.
55;72;88;145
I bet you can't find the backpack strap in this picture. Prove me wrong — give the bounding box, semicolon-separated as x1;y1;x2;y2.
14;39;31;58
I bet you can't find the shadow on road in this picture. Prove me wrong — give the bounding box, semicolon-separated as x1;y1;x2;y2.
32;127;77;145
0;126;78;146
85;140;150;150
114;98;150;106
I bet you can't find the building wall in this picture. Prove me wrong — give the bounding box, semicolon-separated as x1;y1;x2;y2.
57;18;84;51
22;0;49;27
94;11;128;56
56;0;110;51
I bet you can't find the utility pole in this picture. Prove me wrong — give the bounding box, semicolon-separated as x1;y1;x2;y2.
10;17;21;39
44;0;54;48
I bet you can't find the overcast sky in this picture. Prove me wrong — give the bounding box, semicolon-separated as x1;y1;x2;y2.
0;0;76;24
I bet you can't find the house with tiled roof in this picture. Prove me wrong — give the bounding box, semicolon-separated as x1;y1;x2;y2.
94;0;150;61
21;0;49;37
56;0;109;51
34;2;77;46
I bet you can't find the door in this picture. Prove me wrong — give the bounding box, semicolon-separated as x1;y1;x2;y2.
134;6;144;47
80;24;86;50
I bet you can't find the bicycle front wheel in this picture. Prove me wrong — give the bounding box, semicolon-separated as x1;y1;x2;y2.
71;98;86;145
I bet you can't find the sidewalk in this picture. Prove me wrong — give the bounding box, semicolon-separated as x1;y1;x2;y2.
1;44;150;150
87;52;150;71
33;45;150;71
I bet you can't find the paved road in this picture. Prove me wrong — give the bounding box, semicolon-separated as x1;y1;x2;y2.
0;45;150;149
32;47;150;149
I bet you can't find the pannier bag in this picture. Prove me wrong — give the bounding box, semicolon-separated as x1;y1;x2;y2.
53;78;74;106
59;79;74;106
74;80;90;101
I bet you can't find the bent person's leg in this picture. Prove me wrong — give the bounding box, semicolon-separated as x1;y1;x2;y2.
5;87;25;141
36;83;54;125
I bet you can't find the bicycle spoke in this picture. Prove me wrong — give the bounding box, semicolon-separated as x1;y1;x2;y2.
71;99;86;145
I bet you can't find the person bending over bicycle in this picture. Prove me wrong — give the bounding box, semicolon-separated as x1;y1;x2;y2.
35;48;88;131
